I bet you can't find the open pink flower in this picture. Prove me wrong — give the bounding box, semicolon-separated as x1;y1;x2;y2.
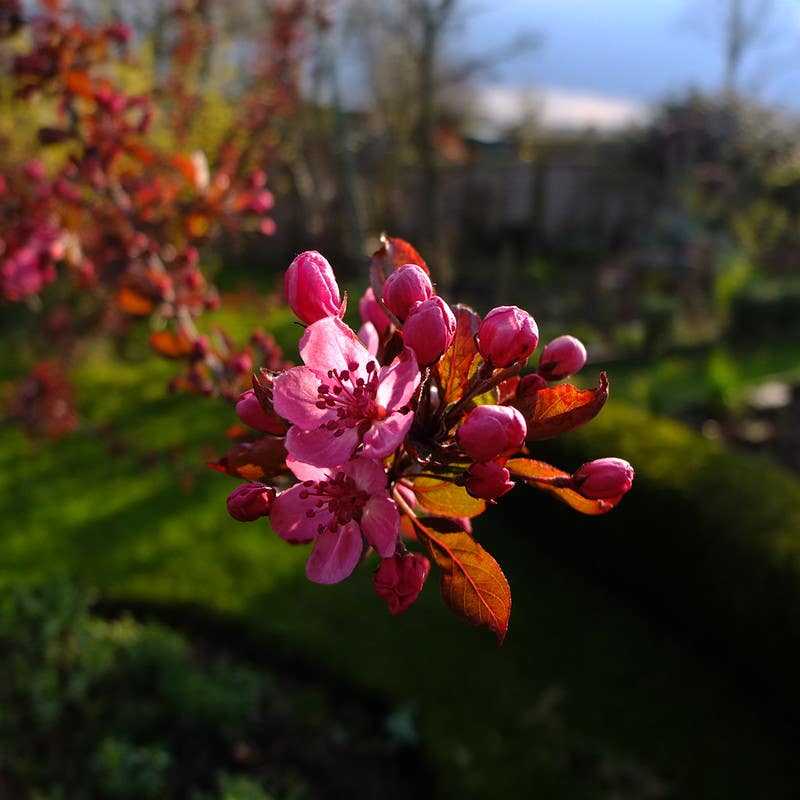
273;316;420;468
271;456;400;584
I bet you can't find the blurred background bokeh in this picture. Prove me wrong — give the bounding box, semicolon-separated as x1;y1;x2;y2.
4;0;800;797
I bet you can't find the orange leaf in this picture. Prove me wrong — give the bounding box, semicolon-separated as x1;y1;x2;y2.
117;287;154;316
411;476;486;519
412;516;511;643
369;234;429;301
65;70;93;98
208;438;287;481
150;329;194;359
513;372;609;441
436;304;481;407
506;457;623;515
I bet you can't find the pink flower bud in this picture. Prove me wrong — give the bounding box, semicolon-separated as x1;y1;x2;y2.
373;552;430;615
477;305;539;367
382;264;434;320
227;482;276;521
517;373;548;397
403;296;456;365
465;461;515;500
538;335;587;381
457;404;527;462
235;389;287;435
572;458;634;500
284;251;343;324
358;287;391;333
229;352;252;376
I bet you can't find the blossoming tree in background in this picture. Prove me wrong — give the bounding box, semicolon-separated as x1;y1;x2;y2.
220;236;634;642
0;0;317;436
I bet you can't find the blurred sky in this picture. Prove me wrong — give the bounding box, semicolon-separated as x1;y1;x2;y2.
453;0;800;129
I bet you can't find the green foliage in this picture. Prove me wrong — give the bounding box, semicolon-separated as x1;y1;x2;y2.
728;279;800;342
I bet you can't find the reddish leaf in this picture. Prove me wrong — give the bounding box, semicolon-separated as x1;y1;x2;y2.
506;457;623;515
412;516;511;643
117;287;154;316
369;233;429;301
436;304;481;407
513;372;609;441
65;70;93;98
150;329;194;359
411;476;486;519
208;438;287;481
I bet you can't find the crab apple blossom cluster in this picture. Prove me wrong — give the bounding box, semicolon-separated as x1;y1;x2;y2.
217;238;634;642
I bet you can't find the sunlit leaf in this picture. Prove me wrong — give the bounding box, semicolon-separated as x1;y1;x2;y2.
513;372;609;441
117;287;154;316
412;516;511;643
149;329;194;359
369;233;429;301
208;438;287;481
411;476;486;519
506;457;623;515
65;70;93;98
436;304;481;407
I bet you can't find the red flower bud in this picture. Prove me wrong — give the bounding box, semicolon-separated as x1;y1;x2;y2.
235;389;287;435
572;458;634;500
227;482;276;521
477;305;539;367
358;287;392;333
373;551;430;614
403;296;456;365
538;335;587;381
465;461;515;499
285;251;342;324
457;404;527;462
517;373;548;397
229;353;252;376
382;264;433;320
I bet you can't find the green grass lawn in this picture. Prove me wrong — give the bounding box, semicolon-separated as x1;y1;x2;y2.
2;322;800;798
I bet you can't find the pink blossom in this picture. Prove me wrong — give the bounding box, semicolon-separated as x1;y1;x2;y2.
271;457;400;584
382;264;433;320
227;482;276;521
538;335;587;381
235;389;287;435
284;250;343;324
402;296;456;366
517;373;548;397
572;458;634;500
457;404;527;462
465;461;515;500
358;287;392;333
373;551;430;614
272;316;420;467
477;305;539;367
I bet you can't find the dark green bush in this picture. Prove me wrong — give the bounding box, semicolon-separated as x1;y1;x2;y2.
503;402;800;717
728;280;800;341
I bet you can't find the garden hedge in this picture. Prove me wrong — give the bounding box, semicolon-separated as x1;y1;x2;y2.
503;400;800;717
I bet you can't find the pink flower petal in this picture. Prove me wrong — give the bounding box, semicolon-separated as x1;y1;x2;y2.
299;316;368;375
286;425;360;468
344;457;390;495
306;522;364;584
270;484;326;543
357;321;379;356
272;366;330;428
361;410;414;459
360;495;400;557
376;348;420;410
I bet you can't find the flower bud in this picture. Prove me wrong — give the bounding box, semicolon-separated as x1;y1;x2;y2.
517;373;548;397
403;296;456;366
477;306;539;367
235;389;287;435
358;287;391;333
457;404;527;462
538;335;587;381
382;264;434;320
229;352;252;376
572;458;634;500
373;552;430;615
284;251;343;324
465;461;515;500
227;482;276;522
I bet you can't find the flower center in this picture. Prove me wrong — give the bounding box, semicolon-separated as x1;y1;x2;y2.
314;359;386;438
298;471;369;535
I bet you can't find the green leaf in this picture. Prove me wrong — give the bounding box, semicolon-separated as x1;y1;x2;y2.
412;516;511;644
